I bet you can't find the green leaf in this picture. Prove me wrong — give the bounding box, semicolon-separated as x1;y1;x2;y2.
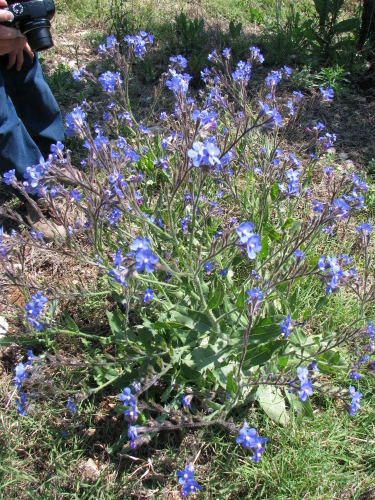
259;236;269;261
264;224;281;242
226;371;237;395
254;386;289;424
282;218;294;231
315;296;329;312
271;182;279;201
333;18;357;34
244;340;287;368
207;281;223;311
106;310;126;341
170;306;212;334
235;288;245;308
63;313;79;333
289;326;307;347
285;391;314;420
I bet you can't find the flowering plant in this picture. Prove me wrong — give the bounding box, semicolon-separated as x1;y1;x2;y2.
1;32;373;495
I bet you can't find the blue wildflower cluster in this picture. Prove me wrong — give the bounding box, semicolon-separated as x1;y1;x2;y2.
25;292;48;331
119;387;141;449
236;422;268;461
176;462;201;497
236;222;262;260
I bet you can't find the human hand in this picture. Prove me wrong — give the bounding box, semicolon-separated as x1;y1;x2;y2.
0;0;18;56
6;36;34;70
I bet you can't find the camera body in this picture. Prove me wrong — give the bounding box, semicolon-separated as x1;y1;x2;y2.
2;0;55;52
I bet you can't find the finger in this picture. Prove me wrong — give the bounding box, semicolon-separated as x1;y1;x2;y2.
0;42;14;56
16;50;23;71
6;51;16;69
0;0;9;5
0;25;18;39
0;38;14;47
24;42;34;59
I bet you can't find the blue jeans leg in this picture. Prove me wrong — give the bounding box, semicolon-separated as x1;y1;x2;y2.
0;52;65;185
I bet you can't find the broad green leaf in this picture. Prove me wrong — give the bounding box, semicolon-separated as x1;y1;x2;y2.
254;385;289;424
106;310;126;341
226;371;237;396
264;225;281;242
259;236;269;261
333;18;357;34
170;306;212;334
236;288;245;308
244;340;287;368
271;182;279;201
285;391;314;420
207;281;224;311
63;313;79;333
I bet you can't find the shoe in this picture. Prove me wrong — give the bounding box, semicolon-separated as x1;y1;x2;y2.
26;201;66;241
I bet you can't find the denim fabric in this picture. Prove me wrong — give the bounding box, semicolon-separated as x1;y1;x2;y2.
0;52;65;183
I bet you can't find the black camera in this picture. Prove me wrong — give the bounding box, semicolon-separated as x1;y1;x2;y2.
2;0;55;52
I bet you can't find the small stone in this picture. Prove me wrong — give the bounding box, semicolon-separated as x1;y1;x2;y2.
339;153;348;160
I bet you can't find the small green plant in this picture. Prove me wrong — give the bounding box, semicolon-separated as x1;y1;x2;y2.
260;6;311;64
305;0;359;63
108;0;138;41
174;12;206;55
367;158;375;176
139;61;164;83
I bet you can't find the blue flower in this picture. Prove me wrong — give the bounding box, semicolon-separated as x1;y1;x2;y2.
202;141;221;167
144;288;154;303
135;248;158;273
280;314;292;338
181;215;190;233
368;321;374;340
236;222;254;244
246;234;262;259
130;237;150;253
297;366;313;401
169;54;187;70
356;223;373;236
293;250;306;260
222;47;231;58
203;261;214;274
320;87;334;101
250;46;264;63
166;72;192;94
98;71;123;92
180;394;192;408
70;189;82;202
14;362;28;389
124;405;139;422
128;424;138;450
349;371;361;381
236;421;268;461
65;106;86;137
66;397;77;414
313;200;323;213
2;169;15;185
72;67;85;82
16;392;27;416
220;267;228;277
349;385;362;416
247;288;263;304
187;142;204;167
176;462;194;485
182;479;202;496
120;387;136;406
25;292;47;319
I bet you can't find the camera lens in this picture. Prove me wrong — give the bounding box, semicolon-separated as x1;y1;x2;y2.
21;19;54;52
